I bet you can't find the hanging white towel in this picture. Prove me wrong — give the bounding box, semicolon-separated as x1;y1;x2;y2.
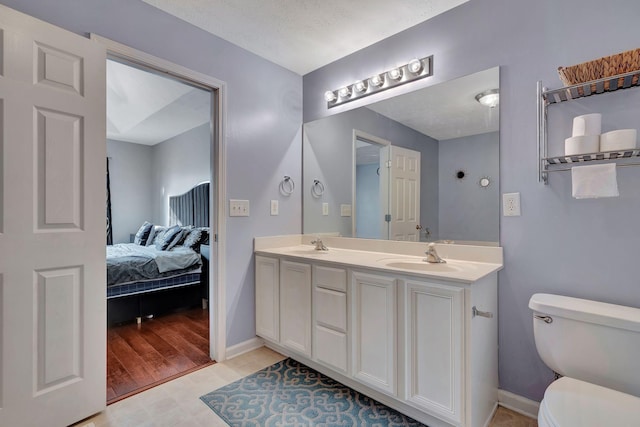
571;163;619;199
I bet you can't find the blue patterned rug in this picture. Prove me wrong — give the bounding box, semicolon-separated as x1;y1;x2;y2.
200;358;426;426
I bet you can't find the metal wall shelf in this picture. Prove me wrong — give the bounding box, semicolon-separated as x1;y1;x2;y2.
538;70;640;183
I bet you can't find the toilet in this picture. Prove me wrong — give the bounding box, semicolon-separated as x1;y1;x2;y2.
529;293;640;426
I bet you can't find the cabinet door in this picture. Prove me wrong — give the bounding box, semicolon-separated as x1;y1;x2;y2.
280;260;312;357
351;271;397;396
403;279;463;424
255;256;279;341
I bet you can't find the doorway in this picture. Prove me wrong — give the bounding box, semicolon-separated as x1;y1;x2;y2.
95;36;226;402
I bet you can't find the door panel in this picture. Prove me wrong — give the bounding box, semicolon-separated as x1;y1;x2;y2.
389;146;421;241
0;5;106;426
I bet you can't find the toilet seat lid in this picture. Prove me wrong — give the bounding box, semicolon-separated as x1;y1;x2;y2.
541;377;640;427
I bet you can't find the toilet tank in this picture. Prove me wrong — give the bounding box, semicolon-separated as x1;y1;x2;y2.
529;293;640;397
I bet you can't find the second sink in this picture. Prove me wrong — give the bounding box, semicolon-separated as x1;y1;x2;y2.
379;258;465;273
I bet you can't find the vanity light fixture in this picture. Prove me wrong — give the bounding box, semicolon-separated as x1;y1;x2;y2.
325;55;433;108
475;89;500;108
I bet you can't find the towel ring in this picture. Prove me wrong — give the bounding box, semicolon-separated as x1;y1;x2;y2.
279;176;295;196
311;179;325;198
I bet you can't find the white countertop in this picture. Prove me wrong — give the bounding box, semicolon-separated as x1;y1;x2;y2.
255;238;503;284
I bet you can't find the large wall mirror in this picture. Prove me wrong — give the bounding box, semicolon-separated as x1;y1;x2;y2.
303;67;500;245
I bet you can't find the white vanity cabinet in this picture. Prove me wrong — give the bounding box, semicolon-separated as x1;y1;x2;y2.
351;271;397;396
254;248;498;427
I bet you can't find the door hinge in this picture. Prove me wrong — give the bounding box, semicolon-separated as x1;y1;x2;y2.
386;160;392;168
385;214;391;222
214;233;218;242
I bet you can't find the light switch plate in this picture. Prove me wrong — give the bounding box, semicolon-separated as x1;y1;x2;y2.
270;200;279;216
230;199;250;217
322;203;329;216
340;204;352;217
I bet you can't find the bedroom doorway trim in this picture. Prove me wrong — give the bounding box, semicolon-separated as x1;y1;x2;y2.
90;34;227;362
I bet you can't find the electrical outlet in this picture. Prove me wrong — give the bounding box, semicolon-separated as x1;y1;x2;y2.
270;200;279;216
322;203;329;216
503;192;521;216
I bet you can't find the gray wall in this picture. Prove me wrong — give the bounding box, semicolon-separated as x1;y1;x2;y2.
151;124;211;226
303;0;640;400
304;107;439;238
106;139;154;244
438;132;499;242
2;0;303;348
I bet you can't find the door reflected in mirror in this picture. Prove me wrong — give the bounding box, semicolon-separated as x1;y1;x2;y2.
303;67;499;245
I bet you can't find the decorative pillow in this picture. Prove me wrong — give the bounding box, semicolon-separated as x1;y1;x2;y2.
182;228;205;251
151;226;167;245
145;226;157;246
133;221;154;245
156;225;183;251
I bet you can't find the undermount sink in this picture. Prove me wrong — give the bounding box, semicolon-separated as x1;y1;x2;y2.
379;258;465;273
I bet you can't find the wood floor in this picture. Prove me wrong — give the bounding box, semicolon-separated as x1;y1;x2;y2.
107;307;213;404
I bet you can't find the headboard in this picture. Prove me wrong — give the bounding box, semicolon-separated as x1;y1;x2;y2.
169;182;210;227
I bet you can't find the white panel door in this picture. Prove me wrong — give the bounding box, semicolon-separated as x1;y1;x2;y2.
403;279;463;424
255;256;279;341
280;260;312;357
389;146;421;241
351;271;397;396
0;5;106;426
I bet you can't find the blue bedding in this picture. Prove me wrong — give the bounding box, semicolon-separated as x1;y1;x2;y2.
106;243;201;287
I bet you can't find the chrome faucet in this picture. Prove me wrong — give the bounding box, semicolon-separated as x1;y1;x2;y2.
424;243;446;263
310;237;328;251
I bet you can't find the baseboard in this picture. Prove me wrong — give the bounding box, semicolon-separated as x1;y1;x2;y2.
497;389;540;420
225;336;264;359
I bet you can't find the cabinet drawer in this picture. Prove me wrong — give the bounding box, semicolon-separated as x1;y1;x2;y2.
314;325;348;373
314;286;347;332
314;265;347;292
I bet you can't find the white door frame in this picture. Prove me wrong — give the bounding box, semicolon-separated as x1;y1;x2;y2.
352;129;390;239
90;35;227;362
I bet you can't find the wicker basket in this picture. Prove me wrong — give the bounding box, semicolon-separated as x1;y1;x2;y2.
557;48;640;92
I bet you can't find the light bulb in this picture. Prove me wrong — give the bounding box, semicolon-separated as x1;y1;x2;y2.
338;86;352;98
388;67;403;81
408;58;422;74
369;74;384;87
354;80;368;93
324;90;337;102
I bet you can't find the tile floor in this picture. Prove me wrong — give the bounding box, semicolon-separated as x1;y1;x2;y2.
73;346;537;427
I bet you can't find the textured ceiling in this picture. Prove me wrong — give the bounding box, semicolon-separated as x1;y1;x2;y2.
140;0;469;75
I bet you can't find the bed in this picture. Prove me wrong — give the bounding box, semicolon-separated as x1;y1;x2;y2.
107;182;211;326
